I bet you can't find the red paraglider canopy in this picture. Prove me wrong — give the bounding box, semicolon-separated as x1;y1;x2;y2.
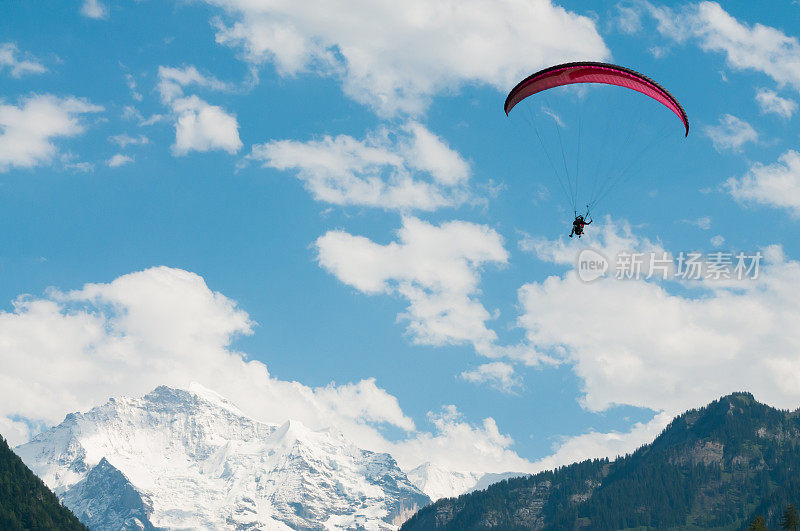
504;62;689;136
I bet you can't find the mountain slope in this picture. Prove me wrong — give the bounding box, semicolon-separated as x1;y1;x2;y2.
0;434;86;530
402;392;800;530
62;458;155;530
16;384;430;530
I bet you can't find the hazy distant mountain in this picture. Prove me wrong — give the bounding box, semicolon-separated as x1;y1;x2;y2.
15;384;430;530
0;435;86;530
403;392;800;530
406;462;524;501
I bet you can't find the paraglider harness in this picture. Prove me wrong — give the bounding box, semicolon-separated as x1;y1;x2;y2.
569;207;592;238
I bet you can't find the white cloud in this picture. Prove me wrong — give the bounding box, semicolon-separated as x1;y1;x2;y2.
390;405;537;474
122;105;143;121
0;43;46;77
157;65;231;102
0;94;103;172
0;267;413;445
755;88;797;118
648;2;800;89
726;150;800;216
696;216;712;230
140;113;167;126
125;73;143;102
1;264;745;476
109;133;149;148
518;221;800;418
171;96;243;155
533;413;672;471
710;235;725;247
316;217;510;358
0;265;542;475
202;0;609;116
615;4;643;34
108;154;133;167
250;123;471;211
61;155;95;173
520;216;665;270
81;0;108;19
157;66;242;155
681;216;712;230
461;362;521;393
703;114;757;152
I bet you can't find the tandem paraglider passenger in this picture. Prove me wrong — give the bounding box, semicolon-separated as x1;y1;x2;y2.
504;62;690;235
569;214;592;238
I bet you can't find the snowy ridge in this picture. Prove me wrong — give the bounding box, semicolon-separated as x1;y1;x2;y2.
406;462;527;501
15;385;430;530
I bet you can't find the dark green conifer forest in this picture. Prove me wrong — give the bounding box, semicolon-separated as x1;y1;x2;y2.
0;435;87;530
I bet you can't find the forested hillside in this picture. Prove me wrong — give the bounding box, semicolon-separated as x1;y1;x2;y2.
403;393;800;530
0;435;87;530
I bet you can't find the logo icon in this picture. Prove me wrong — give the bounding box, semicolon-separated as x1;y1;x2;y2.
576;248;608;282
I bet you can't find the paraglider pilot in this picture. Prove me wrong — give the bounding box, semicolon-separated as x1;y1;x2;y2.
569;214;592;238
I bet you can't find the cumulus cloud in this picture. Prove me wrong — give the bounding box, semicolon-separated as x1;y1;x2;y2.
726;150;800;216
518;221;800;418
0;268;414;444
391;405;537;474
0;264;733;475
755;88;798;118
534;413;673;471
316;217;513;358
81;0;108;19
250;123;471;211
0;43;46;77
201;0;608;116
520;216;665;269
646;2;800;89
0;266;543;475
171;96;243;155
461;362;521;393
107;154;133;167
0;94;103;172
157;65;242;155
703;114;757;152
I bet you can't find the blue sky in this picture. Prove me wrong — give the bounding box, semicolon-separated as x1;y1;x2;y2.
2;0;800;474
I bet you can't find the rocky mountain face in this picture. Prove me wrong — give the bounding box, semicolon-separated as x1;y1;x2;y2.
15;384;430;530
0;434;87;530
403;392;800;530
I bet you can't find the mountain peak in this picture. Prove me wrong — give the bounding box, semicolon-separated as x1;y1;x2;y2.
16;385;430;529
272;418;311;444
142;383;244;415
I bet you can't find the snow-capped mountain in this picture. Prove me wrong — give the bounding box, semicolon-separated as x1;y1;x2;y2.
406;463;482;501
406;462;526;501
15;384;430;530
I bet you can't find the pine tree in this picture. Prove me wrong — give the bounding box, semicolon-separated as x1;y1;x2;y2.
0;435;87;530
749;514;768;531
783;505;800;531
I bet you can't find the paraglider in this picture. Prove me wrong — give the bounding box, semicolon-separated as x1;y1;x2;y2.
569;212;592;238
505;61;689;236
